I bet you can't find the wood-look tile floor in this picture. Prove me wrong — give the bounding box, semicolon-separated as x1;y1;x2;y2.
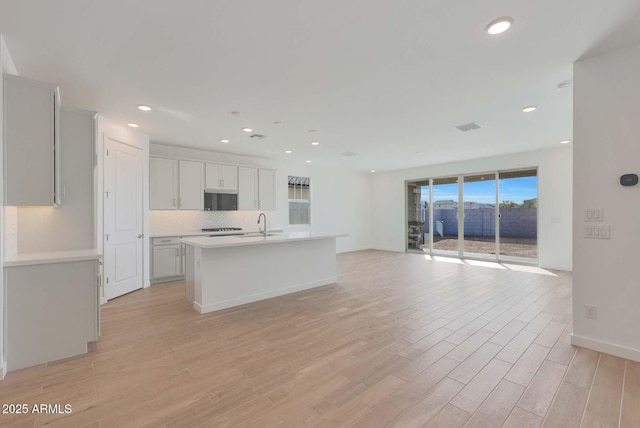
1;250;639;427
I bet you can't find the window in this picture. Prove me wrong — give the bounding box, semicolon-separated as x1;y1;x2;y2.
288;176;310;225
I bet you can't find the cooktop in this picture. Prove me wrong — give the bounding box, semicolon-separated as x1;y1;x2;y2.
202;227;243;232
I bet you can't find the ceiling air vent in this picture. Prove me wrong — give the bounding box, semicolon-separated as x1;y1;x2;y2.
249;133;267;139
455;122;482;132
341;151;358;157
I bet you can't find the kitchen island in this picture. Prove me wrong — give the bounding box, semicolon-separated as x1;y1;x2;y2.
181;232;344;314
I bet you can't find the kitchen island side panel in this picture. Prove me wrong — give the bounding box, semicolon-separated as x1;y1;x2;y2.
190;238;336;313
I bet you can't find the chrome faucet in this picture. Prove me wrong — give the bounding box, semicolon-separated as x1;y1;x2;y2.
257;212;267;237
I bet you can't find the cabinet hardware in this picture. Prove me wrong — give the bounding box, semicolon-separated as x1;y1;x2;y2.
105;233;110;241
173;198;177;207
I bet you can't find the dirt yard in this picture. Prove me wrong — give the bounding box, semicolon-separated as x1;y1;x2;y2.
425;235;537;259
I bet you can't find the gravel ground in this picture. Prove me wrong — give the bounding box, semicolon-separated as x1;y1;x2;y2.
421;235;538;259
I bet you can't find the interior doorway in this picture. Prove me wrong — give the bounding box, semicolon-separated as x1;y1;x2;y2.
103;137;144;300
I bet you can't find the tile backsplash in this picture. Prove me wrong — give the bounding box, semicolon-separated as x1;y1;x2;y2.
149;210;279;235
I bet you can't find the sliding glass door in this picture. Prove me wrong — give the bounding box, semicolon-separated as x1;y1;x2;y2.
498;169;538;261
462;173;497;259
431;177;459;256
406;168;538;263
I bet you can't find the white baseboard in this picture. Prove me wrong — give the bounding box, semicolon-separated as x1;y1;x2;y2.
336;246;374;254
371;246;404;253
100;297;108;305
195;277;337;314
571;334;640;363
540;264;572;272
1;359;6;379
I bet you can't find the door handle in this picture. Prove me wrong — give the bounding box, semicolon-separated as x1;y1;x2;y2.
138;234;144;239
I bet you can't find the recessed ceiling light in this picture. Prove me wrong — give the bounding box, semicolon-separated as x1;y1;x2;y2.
560;140;571;144
127;123;139;128
242;127;253;132
137;105;151;112
284;150;292;154
370;170;376;173
522;106;537;113
220;139;230;143
305;160;312;163
231;111;240;116
486;17;513;35
311;141;320;146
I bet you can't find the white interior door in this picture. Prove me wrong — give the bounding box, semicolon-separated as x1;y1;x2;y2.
104;137;144;300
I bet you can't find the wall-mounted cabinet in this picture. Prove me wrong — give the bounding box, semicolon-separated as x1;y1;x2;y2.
205;163;237;191
179;160;204;210
149;157;203;210
238;167;276;210
150;157;178;209
4;74;61;206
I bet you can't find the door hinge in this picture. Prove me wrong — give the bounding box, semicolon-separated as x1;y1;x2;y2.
106;277;109;284
106;149;109;156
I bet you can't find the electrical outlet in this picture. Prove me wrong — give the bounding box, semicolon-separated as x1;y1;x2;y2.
584;304;597;320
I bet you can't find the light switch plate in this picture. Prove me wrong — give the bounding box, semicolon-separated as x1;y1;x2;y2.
584;208;604;222
585;225;610;239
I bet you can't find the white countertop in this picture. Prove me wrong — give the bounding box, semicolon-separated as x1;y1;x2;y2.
4;249;102;267
181;232;346;249
150;228;284;238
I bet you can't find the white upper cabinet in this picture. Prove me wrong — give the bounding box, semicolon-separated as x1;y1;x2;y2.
178;160;204;210
258;169;276;210
238;167;276;210
150;157;178;209
238;166;258;210
4;74;61;206
205;163;237;191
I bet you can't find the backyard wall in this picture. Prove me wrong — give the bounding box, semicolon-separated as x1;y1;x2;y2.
427;207;537;238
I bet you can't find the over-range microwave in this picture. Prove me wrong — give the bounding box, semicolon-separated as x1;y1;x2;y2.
204;191;238;211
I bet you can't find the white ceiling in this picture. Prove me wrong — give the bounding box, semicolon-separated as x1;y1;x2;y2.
1;0;640;171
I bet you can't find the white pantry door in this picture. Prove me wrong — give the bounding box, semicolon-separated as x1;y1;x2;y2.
104;137;144;300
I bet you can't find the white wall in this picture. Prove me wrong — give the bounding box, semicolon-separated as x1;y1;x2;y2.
370;147;573;271
150;144;373;253
0;33;18;378
572;42;640;362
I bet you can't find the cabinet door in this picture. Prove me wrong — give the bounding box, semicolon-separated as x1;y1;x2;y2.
4;75;59;206
205;163;222;190
150;157;178;209
258;169;276;210
220;165;238;190
179;160;204;210
152;245;182;278
238;166;258;210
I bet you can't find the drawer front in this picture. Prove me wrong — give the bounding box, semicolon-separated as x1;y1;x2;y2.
152;237;181;245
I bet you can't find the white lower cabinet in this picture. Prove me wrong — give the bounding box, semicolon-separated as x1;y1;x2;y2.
151;237;185;283
5;259;99;372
